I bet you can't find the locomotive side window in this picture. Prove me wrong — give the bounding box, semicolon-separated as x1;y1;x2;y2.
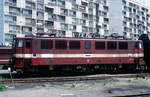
69;41;80;49
55;40;67;49
107;42;117;50
18;40;23;48
41;40;53;49
95;41;105;49
26;40;31;48
119;42;128;50
85;41;91;49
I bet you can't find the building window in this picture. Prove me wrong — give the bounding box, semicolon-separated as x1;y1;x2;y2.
107;42;117;50
5;15;16;23
82;13;88;19
9;7;20;15
81;1;88;6
60;8;68;15
69;25;76;31
61;23;68;30
41;40;53;49
37;12;44;19
72;18;78;24
58;0;65;7
69;41;80;49
89;21;93;27
45;21;54;28
26;1;35;9
22;26;32;34
26;18;35;26
45;7;54;14
37;3;44;11
9;25;20;33
69;10;76;17
22;9;32;17
56;15;65;22
95;41;105;49
55;40;67;49
82;26;88;32
72;4;78;10
80;19;86;25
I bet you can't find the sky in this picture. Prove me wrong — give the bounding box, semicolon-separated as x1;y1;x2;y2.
134;0;150;7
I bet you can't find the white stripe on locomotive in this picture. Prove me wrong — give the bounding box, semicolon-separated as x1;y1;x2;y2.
14;54;144;58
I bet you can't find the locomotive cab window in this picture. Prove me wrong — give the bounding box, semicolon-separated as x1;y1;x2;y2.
26;40;31;48
107;42;117;50
18;40;23;48
69;41;80;49
85;41;91;49
119;42;128;50
95;41;105;49
41;40;53;49
55;40;67;49
139;42;142;49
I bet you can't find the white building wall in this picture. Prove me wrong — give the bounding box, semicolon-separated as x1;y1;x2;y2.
109;0;123;35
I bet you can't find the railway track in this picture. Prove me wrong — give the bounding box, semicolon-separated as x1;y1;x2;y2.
0;73;150;84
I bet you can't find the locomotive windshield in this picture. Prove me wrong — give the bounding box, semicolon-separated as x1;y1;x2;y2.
18;40;23;48
139;42;142;49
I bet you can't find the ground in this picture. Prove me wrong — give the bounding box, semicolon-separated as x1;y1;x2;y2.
1;77;150;97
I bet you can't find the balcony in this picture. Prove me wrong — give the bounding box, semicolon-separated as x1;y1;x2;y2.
22;27;32;35
5;15;17;24
47;0;57;6
9;7;20;15
37;4;44;11
37;12;44;20
45;21;54;28
26;2;36;9
79;5;86;12
61;9;68;16
5;0;17;6
57;0;65;7
37;0;44;4
56;15;65;22
9;30;20;34
22;9;32;17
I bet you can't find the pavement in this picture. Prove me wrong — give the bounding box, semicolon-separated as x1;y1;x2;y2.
1;78;150;97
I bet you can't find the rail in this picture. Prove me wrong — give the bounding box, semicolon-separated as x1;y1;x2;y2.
0;73;150;84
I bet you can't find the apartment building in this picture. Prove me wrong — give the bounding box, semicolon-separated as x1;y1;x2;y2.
109;0;150;40
0;0;109;45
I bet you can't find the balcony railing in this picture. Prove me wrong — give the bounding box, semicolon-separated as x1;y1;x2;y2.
5;2;17;6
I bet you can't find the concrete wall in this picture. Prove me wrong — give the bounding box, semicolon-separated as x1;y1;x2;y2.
109;0;123;35
0;0;4;45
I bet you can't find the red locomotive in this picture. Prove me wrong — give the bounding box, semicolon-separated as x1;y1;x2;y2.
11;35;145;73
0;34;148;73
0;47;12;69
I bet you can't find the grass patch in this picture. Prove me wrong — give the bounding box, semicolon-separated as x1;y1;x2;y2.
0;83;6;91
0;76;7;91
0;66;2;70
0;77;6;91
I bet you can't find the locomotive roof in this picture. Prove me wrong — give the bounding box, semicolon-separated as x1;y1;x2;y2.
16;36;141;42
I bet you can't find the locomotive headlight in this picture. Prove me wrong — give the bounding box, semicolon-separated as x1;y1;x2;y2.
94;65;99;69
8;67;11;72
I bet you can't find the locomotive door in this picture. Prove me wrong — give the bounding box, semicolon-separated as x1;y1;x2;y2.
17;39;24;54
24;39;32;68
24;39;32;55
84;41;92;64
